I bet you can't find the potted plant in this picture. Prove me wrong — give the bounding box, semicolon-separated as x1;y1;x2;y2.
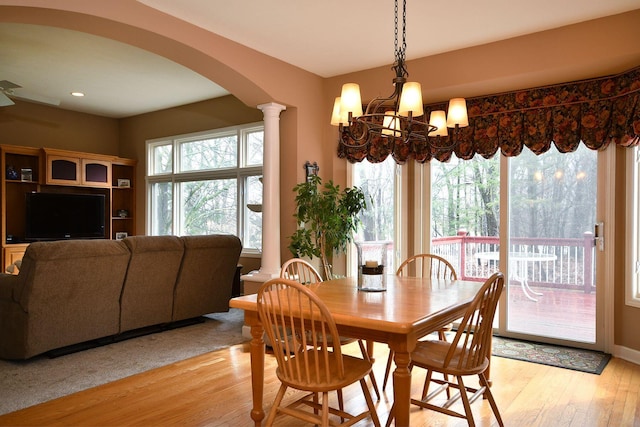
288;174;368;280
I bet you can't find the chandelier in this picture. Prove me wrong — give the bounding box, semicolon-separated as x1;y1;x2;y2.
330;0;469;150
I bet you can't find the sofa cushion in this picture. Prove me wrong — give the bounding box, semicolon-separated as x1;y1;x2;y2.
172;235;242;321
120;235;184;332
0;239;130;359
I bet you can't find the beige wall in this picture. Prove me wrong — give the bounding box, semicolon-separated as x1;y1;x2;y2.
1;1;640;354
0;100;119;153
118;95;264;236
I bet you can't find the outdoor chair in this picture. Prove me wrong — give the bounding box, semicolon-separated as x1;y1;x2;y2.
257;278;381;427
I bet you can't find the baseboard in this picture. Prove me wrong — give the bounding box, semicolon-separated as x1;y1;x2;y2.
614;344;640;366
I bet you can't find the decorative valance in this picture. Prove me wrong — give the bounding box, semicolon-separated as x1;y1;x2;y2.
338;66;640;164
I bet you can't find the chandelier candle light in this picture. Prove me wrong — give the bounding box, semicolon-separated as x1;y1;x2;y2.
331;0;469;150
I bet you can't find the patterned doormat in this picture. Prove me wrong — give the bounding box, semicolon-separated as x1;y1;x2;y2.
492;336;611;374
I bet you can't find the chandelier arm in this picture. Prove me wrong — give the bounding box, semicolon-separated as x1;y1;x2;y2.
340;119;373;148
363;89;402;116
335;0;466;157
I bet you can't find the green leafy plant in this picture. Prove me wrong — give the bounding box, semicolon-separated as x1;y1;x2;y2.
288;174;368;280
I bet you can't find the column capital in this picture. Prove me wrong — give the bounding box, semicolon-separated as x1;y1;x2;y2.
257;102;286;116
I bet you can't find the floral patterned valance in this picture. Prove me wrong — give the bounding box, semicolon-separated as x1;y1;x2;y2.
338;66;640;164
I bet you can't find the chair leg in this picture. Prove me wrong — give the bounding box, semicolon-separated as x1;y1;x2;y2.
384;403;395;427
336;388;345;423
437;330;453;399
456;375;476;427
313;392;320;417
479;373;504;426
359;378;381;427
421;369;434;401
321;391;330;426
265;383;288;426
382;349;394;391
358;339;381;400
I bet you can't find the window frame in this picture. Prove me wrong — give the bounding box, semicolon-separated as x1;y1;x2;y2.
347;158;403;277
626;146;640;307
146;122;264;255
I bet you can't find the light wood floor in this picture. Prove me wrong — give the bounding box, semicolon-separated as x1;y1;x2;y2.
1;341;639;427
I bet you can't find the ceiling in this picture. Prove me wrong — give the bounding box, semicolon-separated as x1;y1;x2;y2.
1;0;639;118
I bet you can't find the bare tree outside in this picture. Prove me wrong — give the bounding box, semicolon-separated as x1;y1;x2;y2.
509;145;596;239
147;125;264;248
432;155;500;238
353;157;395;243
430;145;596;240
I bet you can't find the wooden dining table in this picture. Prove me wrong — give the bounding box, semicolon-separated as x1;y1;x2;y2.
229;275;484;426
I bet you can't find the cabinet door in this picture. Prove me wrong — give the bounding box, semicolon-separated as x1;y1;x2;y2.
47;155;80;185
82;159;111;187
3;245;27;275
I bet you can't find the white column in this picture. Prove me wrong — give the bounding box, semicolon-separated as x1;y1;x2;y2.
241;102;286;292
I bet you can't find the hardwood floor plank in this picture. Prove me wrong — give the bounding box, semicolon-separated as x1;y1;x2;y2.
0;342;637;426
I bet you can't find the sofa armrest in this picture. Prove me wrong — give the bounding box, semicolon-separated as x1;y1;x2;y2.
0;273;20;302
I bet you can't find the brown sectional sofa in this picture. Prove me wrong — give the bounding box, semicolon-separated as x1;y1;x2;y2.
0;234;242;360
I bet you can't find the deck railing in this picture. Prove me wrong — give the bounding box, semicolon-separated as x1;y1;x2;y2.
431;231;596;293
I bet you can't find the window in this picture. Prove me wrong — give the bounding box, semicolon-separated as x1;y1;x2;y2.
627;146;640;307
146;123;264;253
351;156;400;275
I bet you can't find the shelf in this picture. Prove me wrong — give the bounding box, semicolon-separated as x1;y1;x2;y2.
6;179;38;184
1;145;137;273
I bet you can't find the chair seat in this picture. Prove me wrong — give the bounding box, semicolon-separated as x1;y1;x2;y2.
411;340;490;377
277;353;373;392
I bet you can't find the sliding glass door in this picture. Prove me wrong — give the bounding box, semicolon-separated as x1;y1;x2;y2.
506;145;597;344
431;144;604;349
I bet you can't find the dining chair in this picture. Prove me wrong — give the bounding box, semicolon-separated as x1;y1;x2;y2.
257;278;381;427
382;253;458;391
280;258;381;402
386;271;505;427
280;257;323;284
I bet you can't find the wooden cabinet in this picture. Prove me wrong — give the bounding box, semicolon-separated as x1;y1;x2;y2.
47;155;80;185
83;159;111;187
3;244;28;275
45;150;112;188
1;146;41;250
110;158;136;239
1;145;137;273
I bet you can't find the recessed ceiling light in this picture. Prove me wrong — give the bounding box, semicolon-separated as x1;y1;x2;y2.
71;92;85;97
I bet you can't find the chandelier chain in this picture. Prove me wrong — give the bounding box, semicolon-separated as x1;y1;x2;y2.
401;0;406;58
394;0;399;60
394;0;408;78
394;0;407;63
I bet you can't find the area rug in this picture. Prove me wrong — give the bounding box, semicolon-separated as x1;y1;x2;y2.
492;336;611;374
0;308;248;415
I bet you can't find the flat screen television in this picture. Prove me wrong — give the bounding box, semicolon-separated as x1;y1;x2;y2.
24;192;106;241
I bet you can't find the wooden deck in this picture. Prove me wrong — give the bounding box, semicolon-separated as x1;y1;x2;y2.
503;283;596;343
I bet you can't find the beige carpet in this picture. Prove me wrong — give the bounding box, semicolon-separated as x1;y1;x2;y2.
0;308;247;415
